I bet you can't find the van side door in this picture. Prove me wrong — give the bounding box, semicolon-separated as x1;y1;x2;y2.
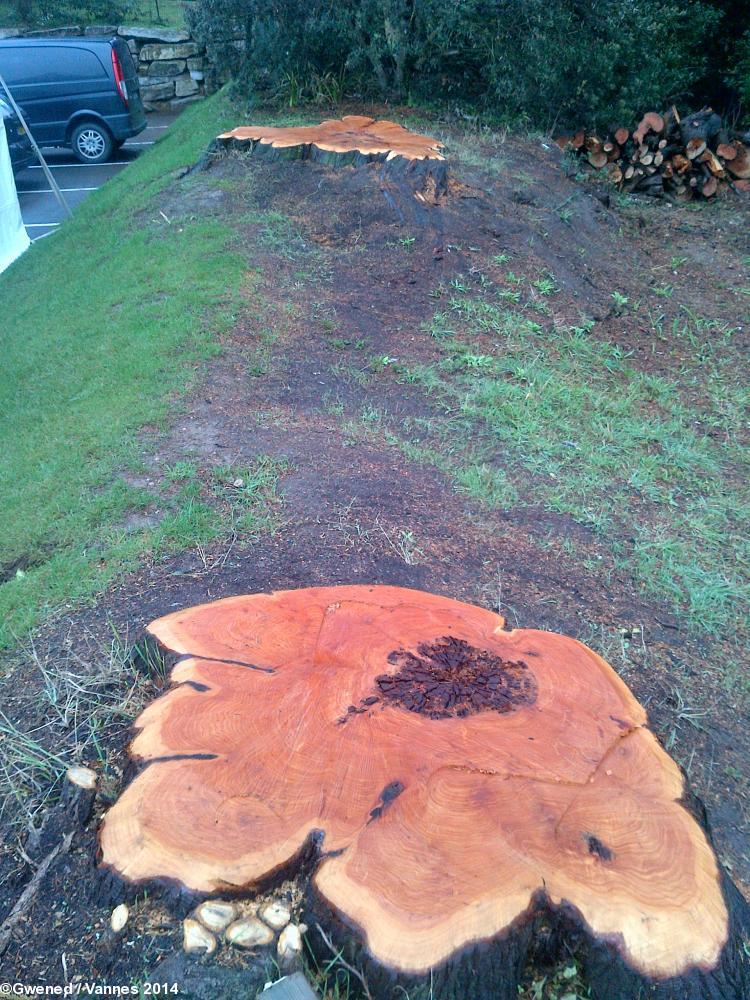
0;44;111;146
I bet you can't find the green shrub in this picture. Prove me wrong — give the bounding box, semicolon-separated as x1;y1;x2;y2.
730;29;750;113
479;2;721;129
187;0;725;129
186;0;354;95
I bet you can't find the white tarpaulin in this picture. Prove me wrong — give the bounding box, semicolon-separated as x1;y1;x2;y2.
0;114;29;274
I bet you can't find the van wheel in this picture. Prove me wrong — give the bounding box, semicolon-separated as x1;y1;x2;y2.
71;122;114;164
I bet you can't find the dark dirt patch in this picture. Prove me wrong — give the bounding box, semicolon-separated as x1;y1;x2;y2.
1;107;748;997
0;547;57;585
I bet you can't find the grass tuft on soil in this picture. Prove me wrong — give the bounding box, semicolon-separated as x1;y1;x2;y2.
387;282;749;642
0;92;272;648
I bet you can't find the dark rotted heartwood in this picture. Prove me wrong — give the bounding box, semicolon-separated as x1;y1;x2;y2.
379;635;537;718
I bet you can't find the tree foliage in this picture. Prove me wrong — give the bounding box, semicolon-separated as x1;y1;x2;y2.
731;31;750;112
185;0;746;128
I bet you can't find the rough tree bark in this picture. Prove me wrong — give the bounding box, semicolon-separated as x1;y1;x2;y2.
99;586;749;1000
680;108;723;148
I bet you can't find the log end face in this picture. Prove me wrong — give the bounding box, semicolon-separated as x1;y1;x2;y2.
100;587;744;998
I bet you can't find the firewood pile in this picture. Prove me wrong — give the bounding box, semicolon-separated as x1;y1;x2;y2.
559;107;750;200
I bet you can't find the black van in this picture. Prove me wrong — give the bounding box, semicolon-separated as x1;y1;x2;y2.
0;37;146;163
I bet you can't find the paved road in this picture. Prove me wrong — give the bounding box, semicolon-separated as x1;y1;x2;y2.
14;112;178;240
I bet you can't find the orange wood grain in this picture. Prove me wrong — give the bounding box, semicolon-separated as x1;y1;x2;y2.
99;586;727;979
218;116;445;161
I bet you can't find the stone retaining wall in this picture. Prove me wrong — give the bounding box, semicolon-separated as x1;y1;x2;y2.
118;25;211;108
0;24;211;110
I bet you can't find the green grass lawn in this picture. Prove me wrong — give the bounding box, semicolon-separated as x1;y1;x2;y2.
127;0;189;29
0;92;254;647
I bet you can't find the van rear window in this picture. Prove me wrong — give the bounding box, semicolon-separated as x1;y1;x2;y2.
114;41;138;79
0;46;108;85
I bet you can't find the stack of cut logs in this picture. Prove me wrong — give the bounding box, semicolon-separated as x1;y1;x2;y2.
559;107;750;200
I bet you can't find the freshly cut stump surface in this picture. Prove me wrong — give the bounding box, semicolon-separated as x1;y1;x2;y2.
100;586;749;1000
217;115;445;162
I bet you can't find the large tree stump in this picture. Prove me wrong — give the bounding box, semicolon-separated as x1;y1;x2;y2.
216;116;449;197
217;115;444;162
99;586;749;999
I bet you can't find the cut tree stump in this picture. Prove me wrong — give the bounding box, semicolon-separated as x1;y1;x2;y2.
99;586;749;1000
61;765;97;826
217;115;444;162
216;116;449;197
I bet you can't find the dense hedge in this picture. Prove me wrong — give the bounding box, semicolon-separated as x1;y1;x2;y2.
186;0;749;129
731;31;750;111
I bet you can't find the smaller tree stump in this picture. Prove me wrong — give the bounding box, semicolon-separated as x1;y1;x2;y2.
61;765;97;826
